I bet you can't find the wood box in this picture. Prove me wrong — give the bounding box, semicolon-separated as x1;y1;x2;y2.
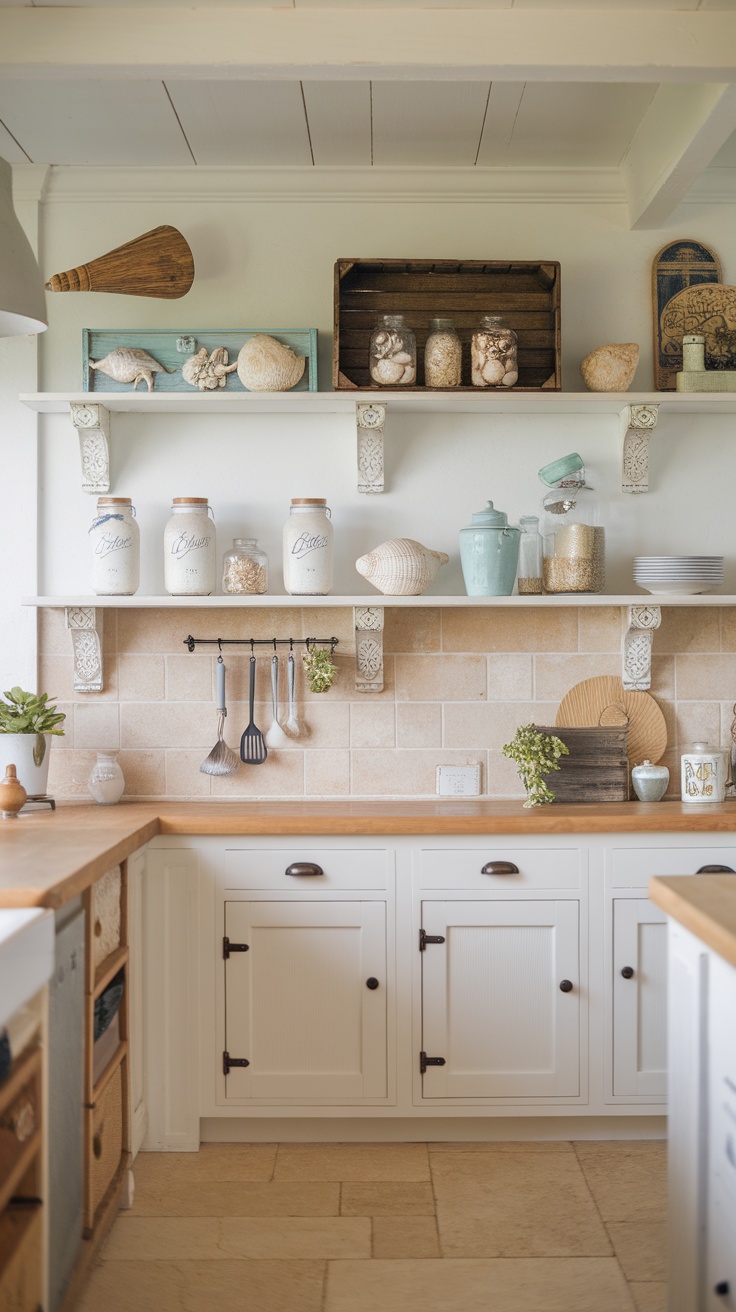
333;258;561;391
537;726;629;804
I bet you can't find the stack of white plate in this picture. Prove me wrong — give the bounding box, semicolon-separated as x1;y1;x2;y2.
633;556;724;595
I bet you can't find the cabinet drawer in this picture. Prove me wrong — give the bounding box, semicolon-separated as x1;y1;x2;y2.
419;847;580;889
611;846;736;887
223;848;388;890
0;1203;43;1311
88;1061;124;1223
92;866;122;970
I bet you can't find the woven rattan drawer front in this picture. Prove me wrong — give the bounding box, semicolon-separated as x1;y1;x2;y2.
89;1062;123;1221
0;1204;43;1311
92;866;122;970
419;847;581;889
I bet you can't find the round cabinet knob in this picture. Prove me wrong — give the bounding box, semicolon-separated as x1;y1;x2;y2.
714;1282;730;1297
366;977;380;990
621;966;635;979
559;979;574;993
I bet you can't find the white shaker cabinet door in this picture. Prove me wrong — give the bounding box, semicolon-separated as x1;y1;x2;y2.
612;899;667;1097
420;900;580;1099
224;900;387;1102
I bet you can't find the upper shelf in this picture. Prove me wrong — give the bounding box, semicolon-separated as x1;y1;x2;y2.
19;390;736;416
22;594;736;609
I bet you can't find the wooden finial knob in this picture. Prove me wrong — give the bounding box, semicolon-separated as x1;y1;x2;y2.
1;764;27;819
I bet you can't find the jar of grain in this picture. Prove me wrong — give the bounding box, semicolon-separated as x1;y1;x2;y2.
517;516;544;595
424;318;462;387
471;315;518;388
89;497;140;596
222;538;268;595
539;454;605;594
164;497;217;596
369;315;416;386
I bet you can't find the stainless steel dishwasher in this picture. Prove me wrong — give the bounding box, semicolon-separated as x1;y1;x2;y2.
48;899;84;1312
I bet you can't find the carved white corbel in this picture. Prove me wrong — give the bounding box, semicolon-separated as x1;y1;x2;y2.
623;604;661;691
620;403;659;494
65;606;103;692
70;402;111;494
354;606;384;692
356;402;386;494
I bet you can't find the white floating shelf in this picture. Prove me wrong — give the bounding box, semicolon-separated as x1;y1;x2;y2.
19;390;736;416
22;594;736;609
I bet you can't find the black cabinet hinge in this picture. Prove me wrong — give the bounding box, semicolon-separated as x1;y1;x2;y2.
419;1052;446;1075
223;937;249;960
419;928;445;951
223;1051;250;1076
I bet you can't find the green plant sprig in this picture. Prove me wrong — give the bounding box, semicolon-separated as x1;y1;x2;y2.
501;724;569;808
302;648;338;694
0;687;66;736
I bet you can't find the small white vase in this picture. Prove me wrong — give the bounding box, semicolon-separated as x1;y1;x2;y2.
0;733;53;796
88;752;125;806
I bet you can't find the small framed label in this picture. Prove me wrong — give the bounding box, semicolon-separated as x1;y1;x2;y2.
436;764;482;797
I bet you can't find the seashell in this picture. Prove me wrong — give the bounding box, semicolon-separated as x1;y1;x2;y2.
372;358;405;385
400;365;416;384
355;537;449;596
236;334;305;392
481;358;506;386
580;343;639;392
88;346;171;392
502;370;518;387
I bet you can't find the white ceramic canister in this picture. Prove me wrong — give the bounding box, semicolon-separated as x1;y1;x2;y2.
164;497;217;596
282;498;333;595
631;759;670;802
680;741;729;804
89;496;140;596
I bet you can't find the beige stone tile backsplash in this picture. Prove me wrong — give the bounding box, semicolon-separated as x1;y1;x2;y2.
40;606;736;801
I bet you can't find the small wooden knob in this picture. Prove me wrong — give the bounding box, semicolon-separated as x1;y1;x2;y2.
0;764;27;819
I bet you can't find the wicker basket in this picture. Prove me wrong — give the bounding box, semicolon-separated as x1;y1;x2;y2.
90;1063;123;1219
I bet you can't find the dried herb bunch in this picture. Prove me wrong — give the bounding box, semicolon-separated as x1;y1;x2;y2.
302;647;338;694
502;724;569;808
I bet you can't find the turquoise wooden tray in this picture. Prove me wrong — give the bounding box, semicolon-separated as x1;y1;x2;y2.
82;328;318;393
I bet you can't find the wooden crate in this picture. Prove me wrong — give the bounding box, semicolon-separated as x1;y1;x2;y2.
333;258;561;391
537;725;629;803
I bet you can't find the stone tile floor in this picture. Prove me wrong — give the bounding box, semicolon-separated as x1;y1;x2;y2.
77;1140;667;1311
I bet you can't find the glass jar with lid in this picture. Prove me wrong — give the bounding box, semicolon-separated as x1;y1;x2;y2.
471;315;518;388
89;496;140;596
517;516;544;595
283;498;333;595
424;318;462;387
369;315;416;386
163;497;217;596
539;454;605;594
222;538;268;595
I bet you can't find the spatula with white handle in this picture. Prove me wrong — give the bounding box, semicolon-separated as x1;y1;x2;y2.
265;653;289;749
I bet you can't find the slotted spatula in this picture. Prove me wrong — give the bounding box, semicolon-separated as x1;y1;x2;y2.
240;654;268;765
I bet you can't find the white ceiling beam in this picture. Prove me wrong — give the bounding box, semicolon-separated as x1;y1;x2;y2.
621;82;736;229
1;8;736;81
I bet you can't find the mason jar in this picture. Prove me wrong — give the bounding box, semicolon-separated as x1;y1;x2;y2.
369;315;416;386
282;498;333;595
539;454;605;594
424;318;462;387
471;314;518;388
89;496;140;596
164;497;216;596
517;515;544;595
222;538;268;595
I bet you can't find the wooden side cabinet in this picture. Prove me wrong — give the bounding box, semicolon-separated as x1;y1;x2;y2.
0;1043;44;1312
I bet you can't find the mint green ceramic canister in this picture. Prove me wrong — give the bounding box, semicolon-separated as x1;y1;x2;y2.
459;501;521;596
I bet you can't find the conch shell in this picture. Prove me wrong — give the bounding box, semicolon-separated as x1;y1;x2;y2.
236;334;306;392
356;538;449;596
88;346;171;392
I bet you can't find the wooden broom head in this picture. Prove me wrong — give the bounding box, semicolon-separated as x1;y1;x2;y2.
45;225;194;299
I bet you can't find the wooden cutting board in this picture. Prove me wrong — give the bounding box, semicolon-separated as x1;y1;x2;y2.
556;676;667;767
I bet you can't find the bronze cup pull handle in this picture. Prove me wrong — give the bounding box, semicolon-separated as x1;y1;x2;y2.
481;861;520;876
696;865;735;874
285;862;324;877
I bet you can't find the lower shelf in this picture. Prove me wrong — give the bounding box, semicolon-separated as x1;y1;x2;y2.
22;593;736;608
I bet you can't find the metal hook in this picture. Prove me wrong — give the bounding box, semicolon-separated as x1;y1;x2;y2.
250;638;254;657
289;637;294;652
217;638;224;664
330;637;337;655
186;635;196;653
273;638;277;653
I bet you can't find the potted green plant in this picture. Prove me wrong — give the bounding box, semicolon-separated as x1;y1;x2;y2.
502;724;569;808
0;687;66;796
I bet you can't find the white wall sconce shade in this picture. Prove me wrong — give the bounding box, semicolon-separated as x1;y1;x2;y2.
0;156;47;337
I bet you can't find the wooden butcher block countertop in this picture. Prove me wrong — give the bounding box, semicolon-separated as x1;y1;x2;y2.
650;873;736;969
1;799;735;909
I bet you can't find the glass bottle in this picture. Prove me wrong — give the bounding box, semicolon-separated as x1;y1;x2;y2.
87;752;125;806
517;516;544;595
539;454;605;594
424;318;462;388
163;497;216;596
222;538;268;595
89;496;140;596
471;314;518;388
369;315;416;386
283;499;333;595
